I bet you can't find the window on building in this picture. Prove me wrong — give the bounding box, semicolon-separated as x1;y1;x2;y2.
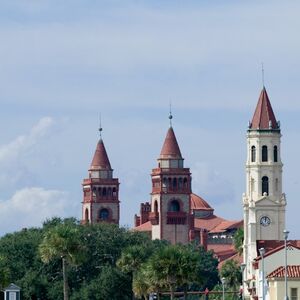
274;145;278;162
291;288;298;300
262;146;268;162
172;178;177;189
107;187;112;196
112;187;116;197
154;200;158;213
275;178;279;192
178;178;183;190
169;200;180;212
102;187;107;196
99;208;109;220
262;176;269;195
183;178;188;189
251;146;256;162
85;208;89;222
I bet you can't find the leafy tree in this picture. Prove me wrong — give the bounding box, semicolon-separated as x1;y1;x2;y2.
39;222;86;300
220;259;242;290
233;228;244;256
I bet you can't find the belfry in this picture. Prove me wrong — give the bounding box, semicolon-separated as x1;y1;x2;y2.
81;128;120;225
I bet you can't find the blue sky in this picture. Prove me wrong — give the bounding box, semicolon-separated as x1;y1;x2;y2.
0;0;300;238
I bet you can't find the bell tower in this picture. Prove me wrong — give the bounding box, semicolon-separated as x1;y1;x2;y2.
149;113;193;244
243;87;286;285
82;127;120;225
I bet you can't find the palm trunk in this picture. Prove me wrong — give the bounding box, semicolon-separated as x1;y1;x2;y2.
62;257;69;300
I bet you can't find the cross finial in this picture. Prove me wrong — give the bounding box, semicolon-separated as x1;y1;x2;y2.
262;62;265;87
169;101;173;127
99;114;103;139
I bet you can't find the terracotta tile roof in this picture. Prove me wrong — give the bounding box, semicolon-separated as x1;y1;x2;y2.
209;220;243;233
90;139;111;170
256;240;300;260
267;265;300;278
208;244;237;262
218;252;243;270
133;220;152;232
250;87;279;130
190;193;213;211
160;127;182;159
194;214;225;231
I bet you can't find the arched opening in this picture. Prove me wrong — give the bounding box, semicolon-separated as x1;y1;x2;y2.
92;187;97;197
112;187;116;197
107;188;112;196
274;146;278;162
251;146;256;162
163;178;168;189
183;178;188;189
172;178;177;190
102;187;107;197
262;145;268;162
85;208;89;222
262;176;269;195
178;178;183;190
99;208;109;220
168;178;172;190
98;187;102;197
154;200;158;213
169;200;180;212
275;178;279;192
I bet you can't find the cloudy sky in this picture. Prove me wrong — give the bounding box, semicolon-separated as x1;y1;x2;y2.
0;1;300;238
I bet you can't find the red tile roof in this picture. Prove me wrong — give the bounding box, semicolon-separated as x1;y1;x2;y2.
160;127;182;159
90;139;111;170
208;244;237;262
134;220;152;232
209;220;243;233
194;214;225;231
190;193;213;211
256;240;300;260
250;87;278;130
267;265;300;278
218;252;243;270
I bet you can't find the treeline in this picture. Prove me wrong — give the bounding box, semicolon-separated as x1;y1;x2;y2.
0;218;229;300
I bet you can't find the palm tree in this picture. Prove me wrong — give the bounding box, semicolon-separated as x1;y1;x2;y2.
39;223;85;300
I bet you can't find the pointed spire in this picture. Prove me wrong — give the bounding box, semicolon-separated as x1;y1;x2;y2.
160;127;182;159
250;87;278;130
90;139;112;170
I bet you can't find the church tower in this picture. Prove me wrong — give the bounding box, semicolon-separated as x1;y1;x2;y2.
82;129;120;225
243;87;286;284
149;115;193;244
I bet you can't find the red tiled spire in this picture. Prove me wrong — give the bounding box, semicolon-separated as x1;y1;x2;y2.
160;127;182;159
250;87;278;130
90;139;111;170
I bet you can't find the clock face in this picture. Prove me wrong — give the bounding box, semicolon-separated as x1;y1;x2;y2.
260;216;271;227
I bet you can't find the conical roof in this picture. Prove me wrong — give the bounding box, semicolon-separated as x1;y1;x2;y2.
250;87;278;130
160;127;182;159
90;139;111;170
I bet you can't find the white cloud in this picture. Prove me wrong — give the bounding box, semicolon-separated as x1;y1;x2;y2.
0;187;76;235
0;117;55;188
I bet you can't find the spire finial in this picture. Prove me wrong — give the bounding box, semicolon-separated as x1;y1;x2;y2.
169;101;173;127
99;114;103;139
262;62;265;87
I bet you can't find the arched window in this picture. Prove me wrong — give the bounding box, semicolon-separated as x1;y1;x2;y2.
107;188;112;196
178;178;183;190
274;146;278;162
102;187;107;196
262;146;268;162
154;200;158;213
98;187;102;196
251;146;256;162
112;187;116;197
172;178;177;190
85;208;89;222
99;208;109;220
169;200;180;212
168;178;172;189
183;178;188;189
262;176;269;195
92;187;97;197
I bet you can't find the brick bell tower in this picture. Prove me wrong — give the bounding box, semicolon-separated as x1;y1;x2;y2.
149;113;194;244
82;127;120;225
